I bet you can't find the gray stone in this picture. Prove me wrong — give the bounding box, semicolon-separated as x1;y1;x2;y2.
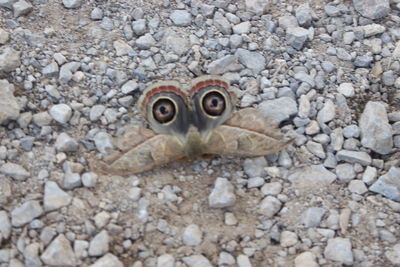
207;55;240;75
209;178;236;208
306;141;326;159
324;237;353;265
336;48;352;61
353;0;390;20
321;61;336;73
258;196;281;218
23;243;41;267
0;211;11;239
335;163;356;181
237;254;252;267
89;230;109;256
0;29;10;44
42;61;59;77
301;207;326;227
343;32;355;45
235;48;266;74
247;177;265;188
233;21;251;34
82;172;98;188
11;200;43;227
170;10;191;26
261;182;282;195
336;150;372;166
44;181;72;211
353;55;373;67
343;125;360;138
94;132;113;154
259;97;297;125
359;101;393;154
286;27;309;50
294;71;315;87
325;5;340;16
213;12;232;35
59;62;80;84
62;0;81;8
280;231;298;247
288;165;336;192
131;19;146;36
295;3;312;27
90;105;106;121
90;253;123;267
33;111;52;126
369;167;400;202
317;100;335;124
0;47;21;73
0;162;29;181
100;17;114;31
360;24;386;37
362;166;377;185
55;133;79;152
295;252;318;267
243;157;267;178
245;0;269;15
0;80;20;124
164;31;190;56
385;243;400;265
337;83;354;97
13;0;32;17
279;16;298;30
156;254;175;267
219;252;235;265
41;234;77;266
91;7;103;20
113;39;132;56
182;255;212;267
348;180;368;194
63;172;81;189
0;0;17;9
136;33;155;50
382;70;396;86
183;224;202;246
49;104;72;124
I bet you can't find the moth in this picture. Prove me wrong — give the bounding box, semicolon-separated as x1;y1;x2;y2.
91;75;293;175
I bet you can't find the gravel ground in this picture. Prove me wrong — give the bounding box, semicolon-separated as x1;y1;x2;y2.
0;0;400;266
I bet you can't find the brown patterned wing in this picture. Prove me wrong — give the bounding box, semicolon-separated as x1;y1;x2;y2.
204;108;293;157
90;132;186;176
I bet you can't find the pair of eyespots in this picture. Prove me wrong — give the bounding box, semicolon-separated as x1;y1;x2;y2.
152;92;226;124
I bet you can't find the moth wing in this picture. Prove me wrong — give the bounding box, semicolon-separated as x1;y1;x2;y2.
224;108;284;140
91;133;186;176
204;108;293;157
204;125;292;157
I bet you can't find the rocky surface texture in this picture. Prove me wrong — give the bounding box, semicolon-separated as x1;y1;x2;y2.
0;0;400;266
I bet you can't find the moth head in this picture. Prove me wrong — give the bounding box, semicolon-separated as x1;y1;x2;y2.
138;81;189;137
189;76;235;136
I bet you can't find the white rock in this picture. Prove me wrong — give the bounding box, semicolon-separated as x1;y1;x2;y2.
0;79;20;123
258;196;281;218
88;230;109;256
385;243;400;265
294;251;318;267
0;211;11;239
324;237;353;265
0;162;29;181
94;132;114;154
62;0;82;9
55;133;79;152
44;181;72;211
13;0;32;17
82;172;98;188
90;253;123;267
237;254;252;267
157;254;175;267
0;48;20;73
337;83;354;97
182;254;213;267
11;200;43;227
170;10;191;26
261;182;282;196
209;178;236;208
183;224;202;246
280;231;298;247
41;234;77;266
49;104;72;124
121;80;138;94
243;157;267;178
245;0;269;15
317;99;335;124
113;39;132;56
